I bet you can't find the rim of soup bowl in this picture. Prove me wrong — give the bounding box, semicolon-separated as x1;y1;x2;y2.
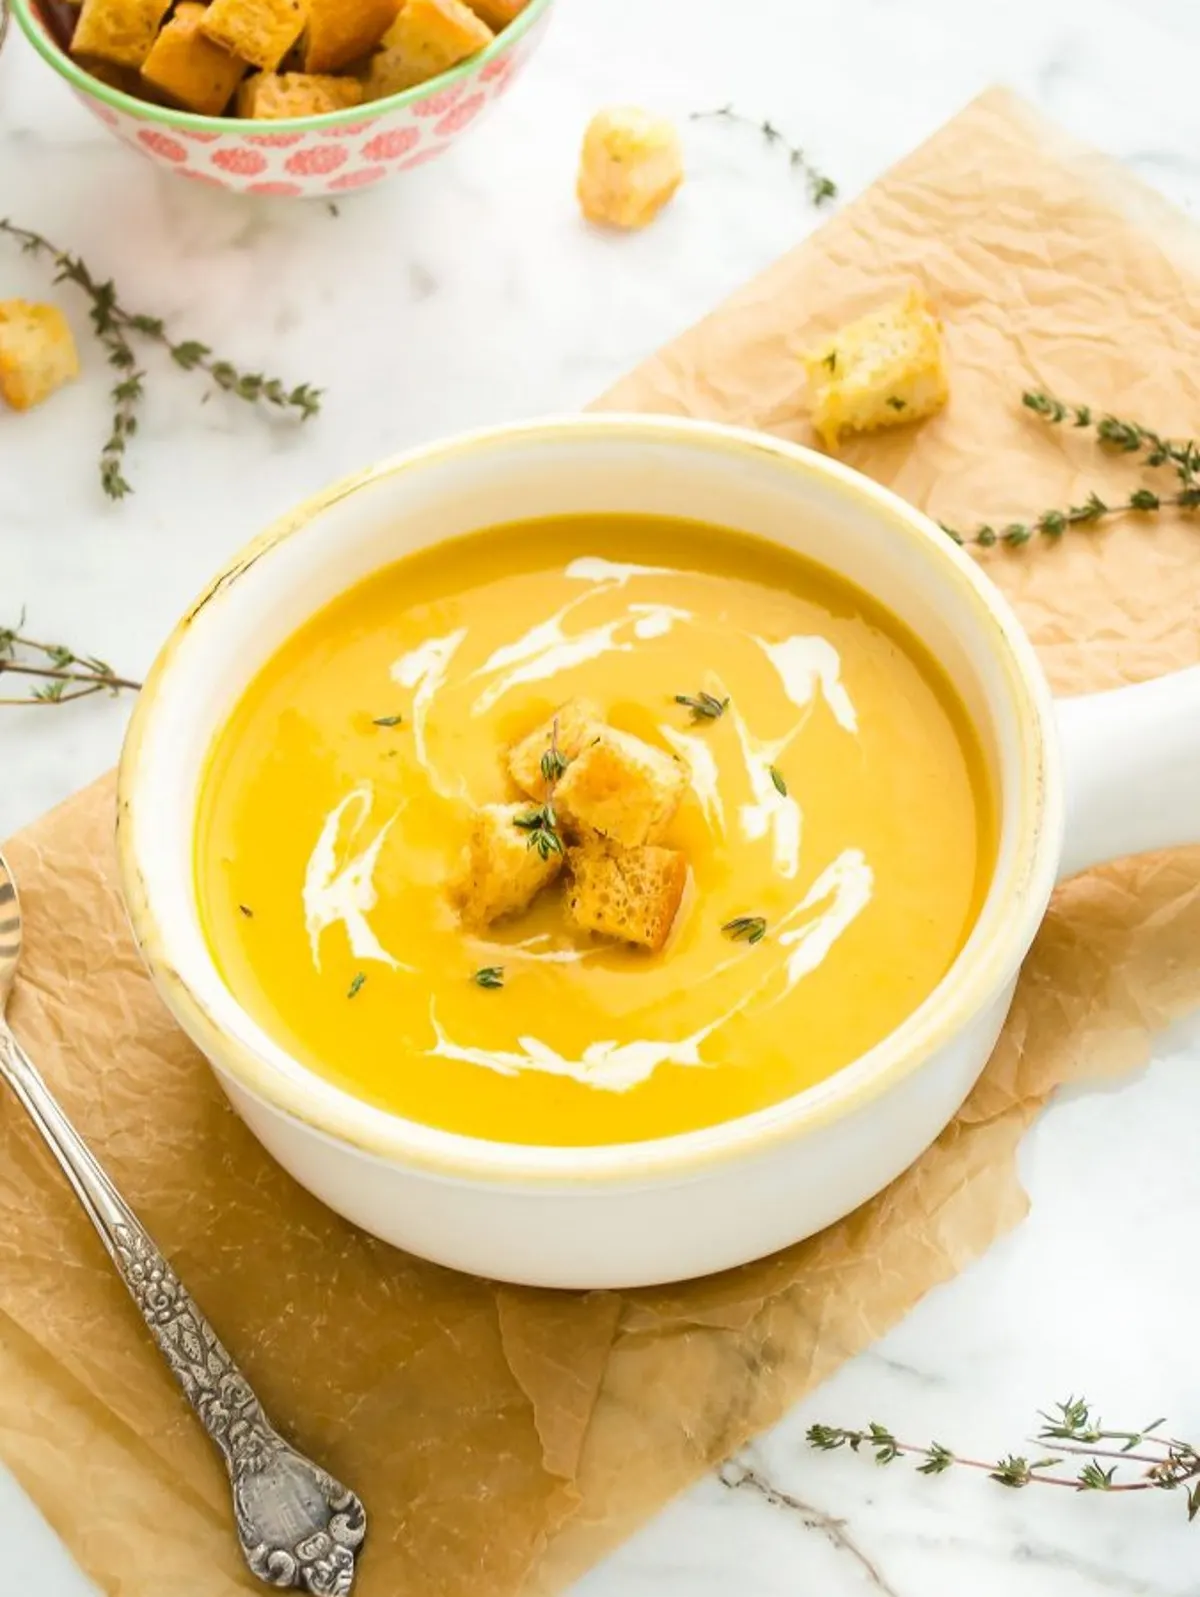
117;415;1062;1186
13;0;553;137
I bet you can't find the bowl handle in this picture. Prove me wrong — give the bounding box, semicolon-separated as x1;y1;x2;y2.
1056;665;1200;880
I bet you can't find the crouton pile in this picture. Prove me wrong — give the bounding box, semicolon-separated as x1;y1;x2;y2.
451;699;691;953
66;0;524;121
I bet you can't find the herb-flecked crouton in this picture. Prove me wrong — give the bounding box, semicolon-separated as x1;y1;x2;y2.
577;107;684;230
71;0;173;69
199;0;309;72
802;289;949;450
238;70;364;119
140;4;248;117
361;0;493;100
508;697;604;803
302;0;400;73
451;802;563;927
566;840;688;952
0;302;80;412
554;725;686;847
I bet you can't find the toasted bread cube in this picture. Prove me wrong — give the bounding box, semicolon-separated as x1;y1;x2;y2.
508;698;604;802
554;726;686;848
238;70;364;118
0;302;80;413
802;290;949;451
451;802;563;927
71;0;173;68
140;4;247;116
577;107;683;231
462;0;528;27
302;0;399;71
200;0;309;71
566;841;687;952
361;0;493;100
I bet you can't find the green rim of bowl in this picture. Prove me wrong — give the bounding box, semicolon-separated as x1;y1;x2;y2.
12;0;553;136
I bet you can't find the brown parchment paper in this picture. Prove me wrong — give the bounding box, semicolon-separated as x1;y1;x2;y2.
4;86;1200;1597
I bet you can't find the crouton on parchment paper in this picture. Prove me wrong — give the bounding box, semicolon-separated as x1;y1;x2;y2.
802;289;949;451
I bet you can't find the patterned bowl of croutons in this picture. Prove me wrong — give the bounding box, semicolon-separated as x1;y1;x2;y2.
14;0;552;198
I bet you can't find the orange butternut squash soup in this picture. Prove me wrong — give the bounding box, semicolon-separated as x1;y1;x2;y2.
195;515;993;1146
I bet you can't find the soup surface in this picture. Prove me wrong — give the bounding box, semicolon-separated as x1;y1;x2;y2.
196;515;992;1146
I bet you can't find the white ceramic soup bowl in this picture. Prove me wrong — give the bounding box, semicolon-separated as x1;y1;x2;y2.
117;416;1200;1289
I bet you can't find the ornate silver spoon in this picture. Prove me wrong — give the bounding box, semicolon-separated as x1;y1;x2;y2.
0;851;366;1594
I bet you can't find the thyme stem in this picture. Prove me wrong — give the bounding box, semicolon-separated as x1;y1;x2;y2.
808;1399;1200;1517
690;106;838;206
0;660;142;692
0;619;141;706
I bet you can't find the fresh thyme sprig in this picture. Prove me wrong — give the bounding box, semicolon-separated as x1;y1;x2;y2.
1022;390;1200;481
808;1398;1200;1519
690;106;838;206
675;690;729;722
722;915;767;945
539;716;570;788
769;764;788;797
0;219;322;499
0;616;141;706
941;489;1198;549
942;390;1200;547
514;804;564;861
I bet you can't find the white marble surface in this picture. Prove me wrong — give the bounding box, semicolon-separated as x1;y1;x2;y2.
4;0;1200;1592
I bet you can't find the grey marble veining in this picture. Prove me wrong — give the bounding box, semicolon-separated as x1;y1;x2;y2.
4;1;1200;1593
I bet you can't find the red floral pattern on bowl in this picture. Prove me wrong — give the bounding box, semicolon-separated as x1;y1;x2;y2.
13;0;553;199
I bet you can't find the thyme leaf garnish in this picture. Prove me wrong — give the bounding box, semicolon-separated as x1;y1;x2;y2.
675;690;729;722
514;804;564;861
540;717;570;787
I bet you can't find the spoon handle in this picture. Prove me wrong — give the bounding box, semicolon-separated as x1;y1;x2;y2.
0;1023;366;1595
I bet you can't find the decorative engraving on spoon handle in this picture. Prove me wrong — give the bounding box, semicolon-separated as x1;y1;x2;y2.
0;1025;366;1594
